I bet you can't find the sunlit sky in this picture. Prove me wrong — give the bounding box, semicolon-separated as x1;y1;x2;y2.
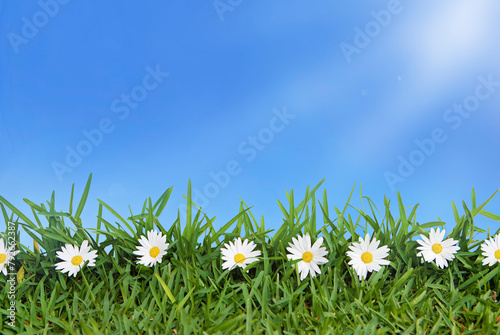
1;0;499;246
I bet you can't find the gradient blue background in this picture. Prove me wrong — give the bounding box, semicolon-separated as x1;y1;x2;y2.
1;0;499;247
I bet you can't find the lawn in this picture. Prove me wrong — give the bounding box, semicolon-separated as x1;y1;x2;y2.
1;174;500;334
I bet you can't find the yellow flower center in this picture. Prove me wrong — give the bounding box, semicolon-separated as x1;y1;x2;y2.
0;253;6;264
234;253;245;264
495;249;500;260
432;243;443;254
361;252;373;264
71;255;83;266
150;246;160;258
302;251;313;263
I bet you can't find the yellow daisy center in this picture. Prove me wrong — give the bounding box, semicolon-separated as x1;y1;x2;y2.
495;249;500;260
150;246;160;258
71;255;83;266
432;243;443;254
302;251;313;263
0;253;6;264
234;253;245;263
361;252;373;264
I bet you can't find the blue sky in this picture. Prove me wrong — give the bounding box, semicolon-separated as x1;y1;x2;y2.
1;0;499;246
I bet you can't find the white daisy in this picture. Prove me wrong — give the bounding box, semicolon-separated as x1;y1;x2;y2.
287;233;328;281
220;237;261;271
346;233;390;281
0;239;20;276
480;233;500;266
133;230;169;267
55;240;98;277
416;228;460;269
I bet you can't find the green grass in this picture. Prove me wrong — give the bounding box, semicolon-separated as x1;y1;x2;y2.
1;174;500;334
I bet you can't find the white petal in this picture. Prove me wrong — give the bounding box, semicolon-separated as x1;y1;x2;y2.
303;234;312;251
310;261;321;275
311;237;324;251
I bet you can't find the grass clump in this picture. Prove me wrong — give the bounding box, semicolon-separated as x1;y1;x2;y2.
1;174;500;334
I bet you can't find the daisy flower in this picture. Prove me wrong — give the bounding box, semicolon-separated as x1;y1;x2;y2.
0;239;20;276
133;230;169;267
286;233;328;281
220;237;261;271
55;240;98;277
346;233;390;280
416;228;460;269
480;233;500;266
